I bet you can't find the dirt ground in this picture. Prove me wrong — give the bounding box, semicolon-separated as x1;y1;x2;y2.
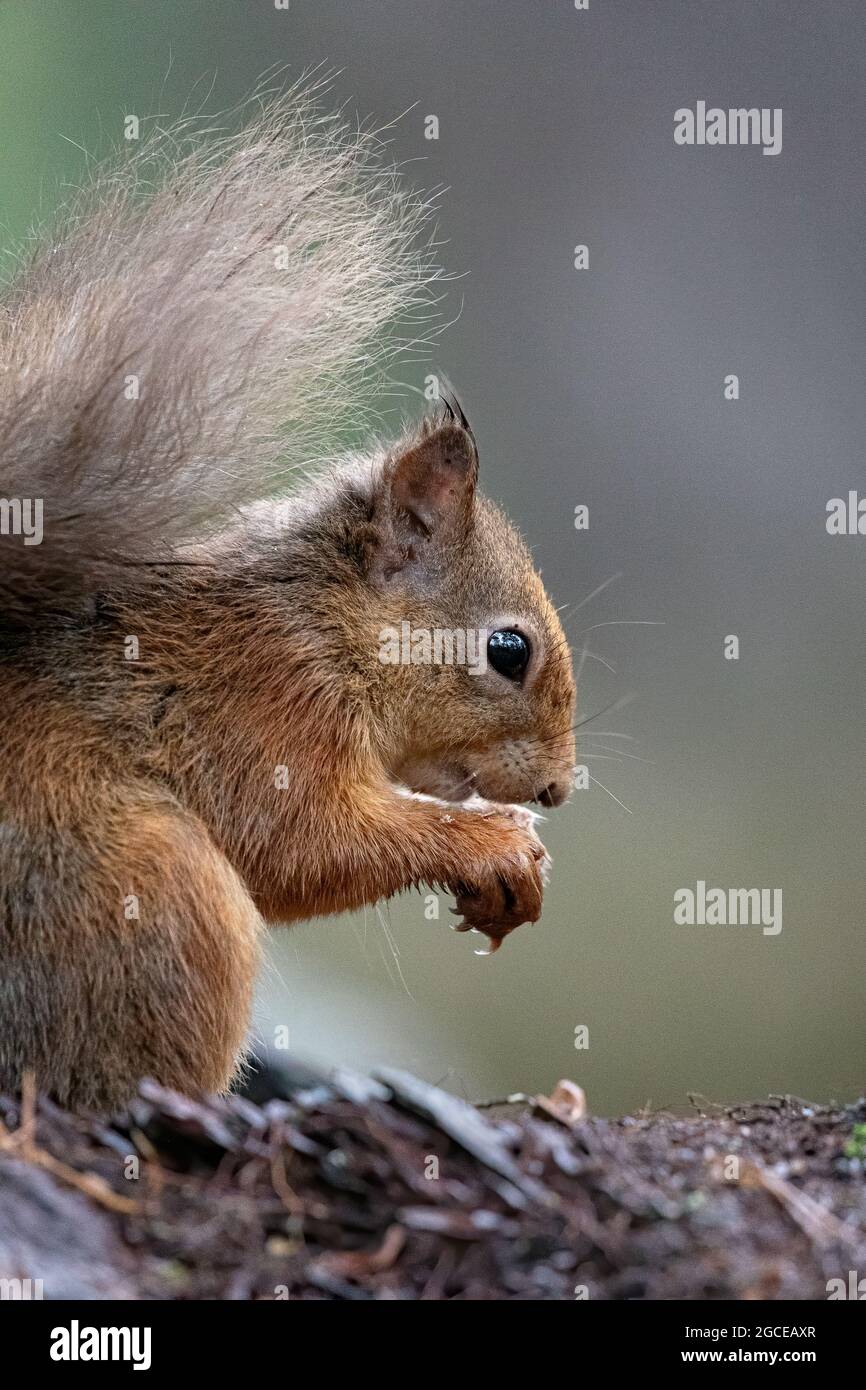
0;1072;864;1300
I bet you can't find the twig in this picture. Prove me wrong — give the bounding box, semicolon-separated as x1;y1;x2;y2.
0;1071;139;1216
741;1159;854;1250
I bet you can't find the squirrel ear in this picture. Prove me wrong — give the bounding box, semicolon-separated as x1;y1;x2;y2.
389;422;478;537
372;421;478;584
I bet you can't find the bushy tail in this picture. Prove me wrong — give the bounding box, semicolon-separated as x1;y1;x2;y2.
0;77;442;617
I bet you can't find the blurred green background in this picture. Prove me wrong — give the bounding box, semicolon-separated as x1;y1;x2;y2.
3;0;865;1113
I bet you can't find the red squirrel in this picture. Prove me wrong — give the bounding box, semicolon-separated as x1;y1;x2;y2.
0;87;576;1109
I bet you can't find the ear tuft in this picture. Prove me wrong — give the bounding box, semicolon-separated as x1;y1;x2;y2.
437;377;478;457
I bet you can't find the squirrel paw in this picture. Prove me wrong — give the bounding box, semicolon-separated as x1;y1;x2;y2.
450;801;551;954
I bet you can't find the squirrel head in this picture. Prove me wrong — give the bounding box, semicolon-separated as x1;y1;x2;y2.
347;394;577;809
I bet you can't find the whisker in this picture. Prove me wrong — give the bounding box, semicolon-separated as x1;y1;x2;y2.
575;731;634;740
506;698;638;762
587;773;633;814
579;742;654;763
562;571;623;624
573;620;666;637
374;902;414;999
576;647;617;674
574;639;590;685
574;692;637;729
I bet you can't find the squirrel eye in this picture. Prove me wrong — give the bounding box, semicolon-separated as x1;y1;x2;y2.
487;629;530;681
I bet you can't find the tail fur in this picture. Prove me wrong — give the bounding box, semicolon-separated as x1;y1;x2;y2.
0;77;442;616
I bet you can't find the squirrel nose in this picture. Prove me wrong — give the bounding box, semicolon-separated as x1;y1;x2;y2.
536;779;569;808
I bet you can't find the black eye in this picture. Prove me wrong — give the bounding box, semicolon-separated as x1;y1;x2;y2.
487;629;530;681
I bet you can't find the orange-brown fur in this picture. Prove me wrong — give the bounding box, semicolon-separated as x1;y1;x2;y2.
0;90;575;1110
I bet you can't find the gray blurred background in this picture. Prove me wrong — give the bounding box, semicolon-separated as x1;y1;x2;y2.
3;0;864;1112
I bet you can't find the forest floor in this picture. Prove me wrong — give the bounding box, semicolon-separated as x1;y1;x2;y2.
1;1072;864;1300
